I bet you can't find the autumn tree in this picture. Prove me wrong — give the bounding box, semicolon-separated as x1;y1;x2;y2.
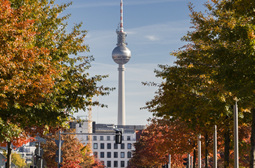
41;129;101;168
143;63;235;167
130;118;197;167
171;0;255;166
130;118;251;168
11;153;27;168
3;150;27;168
0;0;60;166
142;0;255;167
0;0;113;167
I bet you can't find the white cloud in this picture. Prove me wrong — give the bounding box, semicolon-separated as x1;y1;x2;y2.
145;35;160;41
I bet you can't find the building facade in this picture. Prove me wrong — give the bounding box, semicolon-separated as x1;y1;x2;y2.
74;121;145;168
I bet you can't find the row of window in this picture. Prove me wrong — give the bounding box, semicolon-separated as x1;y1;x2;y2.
94;151;132;159
101;160;129;167
85;135;132;141
93;143;132;149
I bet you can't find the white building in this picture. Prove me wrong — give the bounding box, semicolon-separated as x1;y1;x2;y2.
74;120;144;168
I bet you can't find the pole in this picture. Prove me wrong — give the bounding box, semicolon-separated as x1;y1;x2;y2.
7;142;12;168
38;143;41;168
168;154;171;168
58;131;62;168
188;153;190;168
40;145;43;168
213;125;217;168
198;134;201;168
234;101;239;168
190;156;193;168
32;152;34;167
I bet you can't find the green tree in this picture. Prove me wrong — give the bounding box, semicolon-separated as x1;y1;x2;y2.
3;151;28;168
12;153;27;168
143;64;234;167
144;0;254;167
174;1;255;166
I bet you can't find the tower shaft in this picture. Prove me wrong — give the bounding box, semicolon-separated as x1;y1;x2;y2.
118;64;125;125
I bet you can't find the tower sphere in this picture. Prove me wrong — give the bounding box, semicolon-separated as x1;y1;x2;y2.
112;45;131;64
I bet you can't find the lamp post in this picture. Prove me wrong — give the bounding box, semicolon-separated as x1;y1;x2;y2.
168;154;171;168
198;134;201;168
234;100;239;168
213;125;217;168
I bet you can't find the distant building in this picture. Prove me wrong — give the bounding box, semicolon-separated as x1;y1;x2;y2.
73;120;145;168
16;136;45;164
0;143;36;164
16;143;36;164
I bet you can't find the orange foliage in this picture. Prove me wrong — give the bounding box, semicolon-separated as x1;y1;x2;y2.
130;118;196;167
130;118;252;168
41;129;100;168
0;0;60;108
0;134;35;149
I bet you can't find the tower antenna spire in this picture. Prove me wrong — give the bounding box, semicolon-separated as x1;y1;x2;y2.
120;0;124;32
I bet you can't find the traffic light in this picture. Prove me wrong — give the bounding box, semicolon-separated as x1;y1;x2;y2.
183;158;189;167
115;130;122;144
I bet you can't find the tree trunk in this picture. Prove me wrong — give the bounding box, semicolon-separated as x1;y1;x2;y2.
205;133;209;168
224;127;230;168
7;142;12;168
250;108;255;168
193;149;196;168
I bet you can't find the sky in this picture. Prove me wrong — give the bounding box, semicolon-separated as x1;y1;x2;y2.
54;0;207;126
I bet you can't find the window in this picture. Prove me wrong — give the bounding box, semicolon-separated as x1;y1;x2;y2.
114;143;118;149
100;136;104;140
114;152;118;158
101;161;104;166
127;136;131;141
121;143;125;149
107;152;111;158
107;136;110;140
107;143;111;149
93;143;98;149
86;136;89;140
121;161;125;167
93;152;98;158
122;136;124;141
80;131;82;133
100;152;104;158
100;143;104;149
79;123;81;127
127;143;132;149
127;151;131;158
93;136;97;141
114;161;118;167
107;161;111;167
121;152;125;158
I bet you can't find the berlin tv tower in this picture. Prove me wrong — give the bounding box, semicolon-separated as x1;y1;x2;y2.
112;0;131;126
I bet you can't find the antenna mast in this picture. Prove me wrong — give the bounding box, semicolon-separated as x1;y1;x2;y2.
120;0;124;32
